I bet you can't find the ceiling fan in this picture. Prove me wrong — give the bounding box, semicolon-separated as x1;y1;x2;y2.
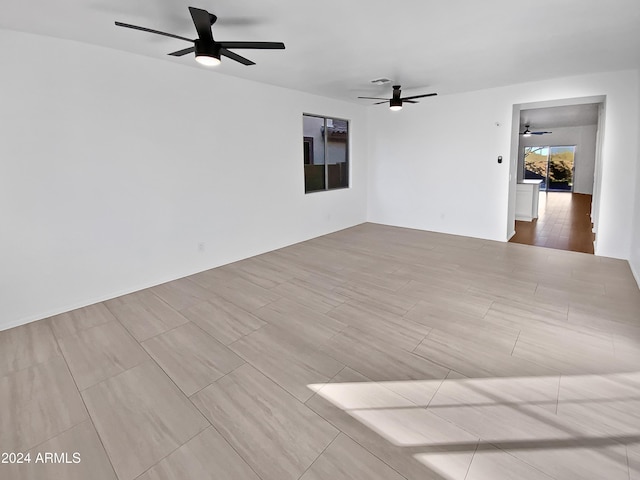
520;125;552;137
115;7;285;67
358;85;437;111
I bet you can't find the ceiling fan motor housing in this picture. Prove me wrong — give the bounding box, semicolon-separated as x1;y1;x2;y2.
195;39;220;59
390;86;402;108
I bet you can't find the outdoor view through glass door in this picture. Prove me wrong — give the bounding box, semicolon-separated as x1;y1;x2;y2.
524;146;576;191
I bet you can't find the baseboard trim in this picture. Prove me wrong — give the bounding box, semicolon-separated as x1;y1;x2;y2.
631;260;640;290
0;273;199;333
0;221;368;333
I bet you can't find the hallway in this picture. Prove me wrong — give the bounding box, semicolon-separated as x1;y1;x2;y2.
510;192;595;254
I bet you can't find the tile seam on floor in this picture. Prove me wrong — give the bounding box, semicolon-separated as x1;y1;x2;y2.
105;290;192;339
625;444;631;480
190;364;337;480
0;350;66;381
61;320;153;393
410;340;471;376
424;401;486;443
142;316;249;393
431;377;617;460
294;429;341;480
2;354;99;459
462;440;480;480
303;365;350;406
129;422;212;480
185;383;269;480
510;331;522;356
225;343;335;404
186;361;247;400
411;330;429;354
425;370;453;409
0;322;60;377
147;287;191;315
109;355;214;480
10;419;89;463
52;331;120;480
84;357;213;479
323;428;411;480
128;313;189;344
486;440;559;480
555;375;562;415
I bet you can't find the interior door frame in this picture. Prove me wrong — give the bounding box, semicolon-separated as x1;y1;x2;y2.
507;95;606;248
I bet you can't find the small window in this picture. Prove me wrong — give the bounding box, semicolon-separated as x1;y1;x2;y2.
303;114;349;193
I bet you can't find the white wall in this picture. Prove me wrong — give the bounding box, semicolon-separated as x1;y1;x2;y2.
517;125;598;194
0;29;368;330
630;73;640;287
367;70;639;260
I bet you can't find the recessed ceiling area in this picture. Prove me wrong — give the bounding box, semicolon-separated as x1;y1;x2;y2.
1;0;639;101
520;103;601;129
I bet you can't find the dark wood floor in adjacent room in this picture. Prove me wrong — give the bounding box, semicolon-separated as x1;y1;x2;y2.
510;192;595;254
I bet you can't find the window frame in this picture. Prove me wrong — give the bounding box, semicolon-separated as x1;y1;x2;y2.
523;144;577;192
302;113;350;194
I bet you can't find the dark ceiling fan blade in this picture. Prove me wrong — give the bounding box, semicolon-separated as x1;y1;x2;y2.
220;48;255;66
168;46;196;56
115;21;193;42
400;93;438;101
189;7;215;43
373;101;390;105
217;41;285;49
358;96;390;100
404;100;418;103
531;131;552;135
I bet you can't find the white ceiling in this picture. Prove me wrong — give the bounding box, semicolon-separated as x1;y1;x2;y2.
520;103;601;129
2;0;639;103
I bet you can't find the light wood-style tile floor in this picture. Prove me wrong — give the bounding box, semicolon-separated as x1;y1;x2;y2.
1;223;640;480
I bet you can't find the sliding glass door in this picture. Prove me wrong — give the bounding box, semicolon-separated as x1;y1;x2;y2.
524;145;575;192
548;146;575;191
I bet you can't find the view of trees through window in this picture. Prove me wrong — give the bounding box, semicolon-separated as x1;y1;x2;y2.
303;114;349;193
524;145;575;191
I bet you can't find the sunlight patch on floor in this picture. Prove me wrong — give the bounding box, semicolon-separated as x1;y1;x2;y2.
308;372;640;480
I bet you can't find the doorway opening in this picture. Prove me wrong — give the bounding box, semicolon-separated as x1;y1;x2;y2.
506;96;606;255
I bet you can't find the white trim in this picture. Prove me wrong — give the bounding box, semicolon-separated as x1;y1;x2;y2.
631;260;640;290
0;271;197;332
0;222;367;333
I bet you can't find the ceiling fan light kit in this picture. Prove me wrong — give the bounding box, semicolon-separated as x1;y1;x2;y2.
389;98;403;111
194;41;221;66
